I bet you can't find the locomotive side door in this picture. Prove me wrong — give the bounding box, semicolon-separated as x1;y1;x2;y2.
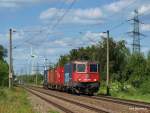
64;63;72;86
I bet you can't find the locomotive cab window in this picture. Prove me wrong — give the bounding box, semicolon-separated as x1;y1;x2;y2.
90;64;98;72
73;64;76;72
77;64;86;72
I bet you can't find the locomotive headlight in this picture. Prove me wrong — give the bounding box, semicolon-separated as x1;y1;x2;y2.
78;78;81;81
94;79;97;81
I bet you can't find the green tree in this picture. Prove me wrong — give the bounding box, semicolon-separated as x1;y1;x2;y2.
124;53;147;88
58;55;70;66
57;38;129;82
95;38;129;81
0;45;8;86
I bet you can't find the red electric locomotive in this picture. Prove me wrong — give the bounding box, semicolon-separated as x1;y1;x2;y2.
43;60;100;95
64;61;100;95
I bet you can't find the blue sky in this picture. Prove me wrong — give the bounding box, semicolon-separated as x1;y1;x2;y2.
0;0;150;75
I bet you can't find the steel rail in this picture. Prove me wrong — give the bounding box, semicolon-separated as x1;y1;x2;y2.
24;87;74;113
91;96;150;109
28;86;111;113
26;85;150;112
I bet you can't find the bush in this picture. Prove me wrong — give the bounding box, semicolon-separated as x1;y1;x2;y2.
139;79;150;94
0;89;7;99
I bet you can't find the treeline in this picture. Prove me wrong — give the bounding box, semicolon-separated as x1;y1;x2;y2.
57;38;150;93
17;74;43;85
0;45;9;86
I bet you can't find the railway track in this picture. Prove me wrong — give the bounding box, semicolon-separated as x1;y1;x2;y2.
91;95;150;109
25;87;73;113
24;85;150;113
30;85;150;110
24;86;111;113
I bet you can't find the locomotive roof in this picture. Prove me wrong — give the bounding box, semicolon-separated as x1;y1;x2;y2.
71;60;99;64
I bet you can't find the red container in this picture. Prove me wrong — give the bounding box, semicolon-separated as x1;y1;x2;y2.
55;67;64;85
47;67;64;86
48;69;55;84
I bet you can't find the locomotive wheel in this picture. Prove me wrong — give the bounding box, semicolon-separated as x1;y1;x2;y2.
74;89;80;95
71;88;77;94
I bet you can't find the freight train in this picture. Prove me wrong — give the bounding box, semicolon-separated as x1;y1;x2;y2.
43;60;100;95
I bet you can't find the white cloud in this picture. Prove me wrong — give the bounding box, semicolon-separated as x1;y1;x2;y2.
75;8;103;19
104;0;135;13
40;8;60;20
141;24;150;31
54;40;68;46
0;0;39;8
138;4;150;15
0;0;74;8
82;31;105;44
48;31;103;48
0;33;9;47
142;47;149;53
40;7;103;24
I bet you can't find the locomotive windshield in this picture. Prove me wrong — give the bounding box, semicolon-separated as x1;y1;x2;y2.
77;64;86;72
90;64;98;72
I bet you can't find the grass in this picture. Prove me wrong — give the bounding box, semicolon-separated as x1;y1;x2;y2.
0;87;60;113
0;87;35;113
111;91;150;103
98;82;150;103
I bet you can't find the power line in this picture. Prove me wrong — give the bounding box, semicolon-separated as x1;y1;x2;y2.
109;20;128;31
105;0;138;21
12;0;150;67
11;2;66;48
13;0;137;49
26;0;77;49
48;1;67;29
13;0;77;49
77;0;138;31
38;1;66;32
51;0;77;30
